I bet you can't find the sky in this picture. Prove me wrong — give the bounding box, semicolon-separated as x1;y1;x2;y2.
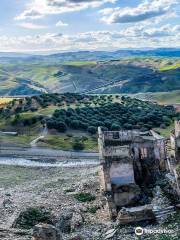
0;0;179;53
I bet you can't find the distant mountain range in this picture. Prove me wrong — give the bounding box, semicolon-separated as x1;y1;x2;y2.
0;48;179;62
0;52;32;58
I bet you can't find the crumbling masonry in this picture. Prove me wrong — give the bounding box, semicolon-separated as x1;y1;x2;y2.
98;127;167;220
168;120;180;196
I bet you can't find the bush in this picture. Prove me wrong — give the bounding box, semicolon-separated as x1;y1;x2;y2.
87;126;97;134
74;193;96;202
87;206;99;214
56;121;67;132
13;207;52;229
11;114;21;125
66;133;73;137
46;119;57;129
72;140;85;151
111;123;120;131
70;120;80;129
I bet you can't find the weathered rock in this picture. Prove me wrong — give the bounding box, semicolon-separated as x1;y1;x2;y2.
152;186;171;210
104;229;117;239
32;224;62;240
68;235;84;240
70;212;84;231
56;211;84;233
152;186;176;223
56;212;73;233
176;203;180;209
3;199;13;209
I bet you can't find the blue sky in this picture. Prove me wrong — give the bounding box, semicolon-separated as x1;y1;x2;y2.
0;0;179;53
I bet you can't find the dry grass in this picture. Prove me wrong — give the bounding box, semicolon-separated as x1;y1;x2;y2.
0;97;13;108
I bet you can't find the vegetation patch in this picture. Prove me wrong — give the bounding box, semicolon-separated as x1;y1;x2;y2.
13;207;53;229
0;93;178;150
86;206;99;214
38;134;97;151
0;97;13;107
63;61;96;66
159;63;180;71
47;96;176;134
74;193;96;202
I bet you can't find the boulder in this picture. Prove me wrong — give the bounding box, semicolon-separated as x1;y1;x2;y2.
56;212;73;233
104;229;117;239
32;224;62;240
3;199;13;209
56;211;84;233
70;212;84;231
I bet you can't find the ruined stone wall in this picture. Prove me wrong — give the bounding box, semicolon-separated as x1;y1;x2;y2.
174;121;180;162
103;130;140;143
98;127;167;219
174;167;180;197
175;121;180;137
117;205;155;225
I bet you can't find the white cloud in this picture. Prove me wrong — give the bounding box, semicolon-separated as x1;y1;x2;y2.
17;22;48;29
101;0;178;24
56;20;68;27
0;24;179;53
15;0;116;20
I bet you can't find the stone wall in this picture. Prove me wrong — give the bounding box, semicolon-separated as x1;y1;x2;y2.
98;127;167;219
117;205;155;225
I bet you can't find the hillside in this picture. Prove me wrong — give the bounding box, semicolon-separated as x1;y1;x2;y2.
0;57;179;96
0;93;178;150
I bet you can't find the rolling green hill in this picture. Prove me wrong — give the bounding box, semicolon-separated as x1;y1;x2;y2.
0;57;179;96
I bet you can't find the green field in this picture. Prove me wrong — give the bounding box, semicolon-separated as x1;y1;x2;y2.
131;90;180;104
146;91;180;104
38;134;98;151
152;91;180;104
154;121;175;138
63;61;96;66
159;63;180;71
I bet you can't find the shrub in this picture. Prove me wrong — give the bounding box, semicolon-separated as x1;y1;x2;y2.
11;114;21;125
66;133;73;137
70;120;80;129
74;193;96;202
87;206;99;214
56;121;67;132
87;126;97;134
111;123;120;131
72;140;85;151
13;207;52;229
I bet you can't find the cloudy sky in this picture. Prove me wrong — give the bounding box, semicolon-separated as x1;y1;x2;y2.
0;0;179;53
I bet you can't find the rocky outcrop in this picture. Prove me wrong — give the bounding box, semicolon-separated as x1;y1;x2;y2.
56;211;84;233
32;224;62;240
